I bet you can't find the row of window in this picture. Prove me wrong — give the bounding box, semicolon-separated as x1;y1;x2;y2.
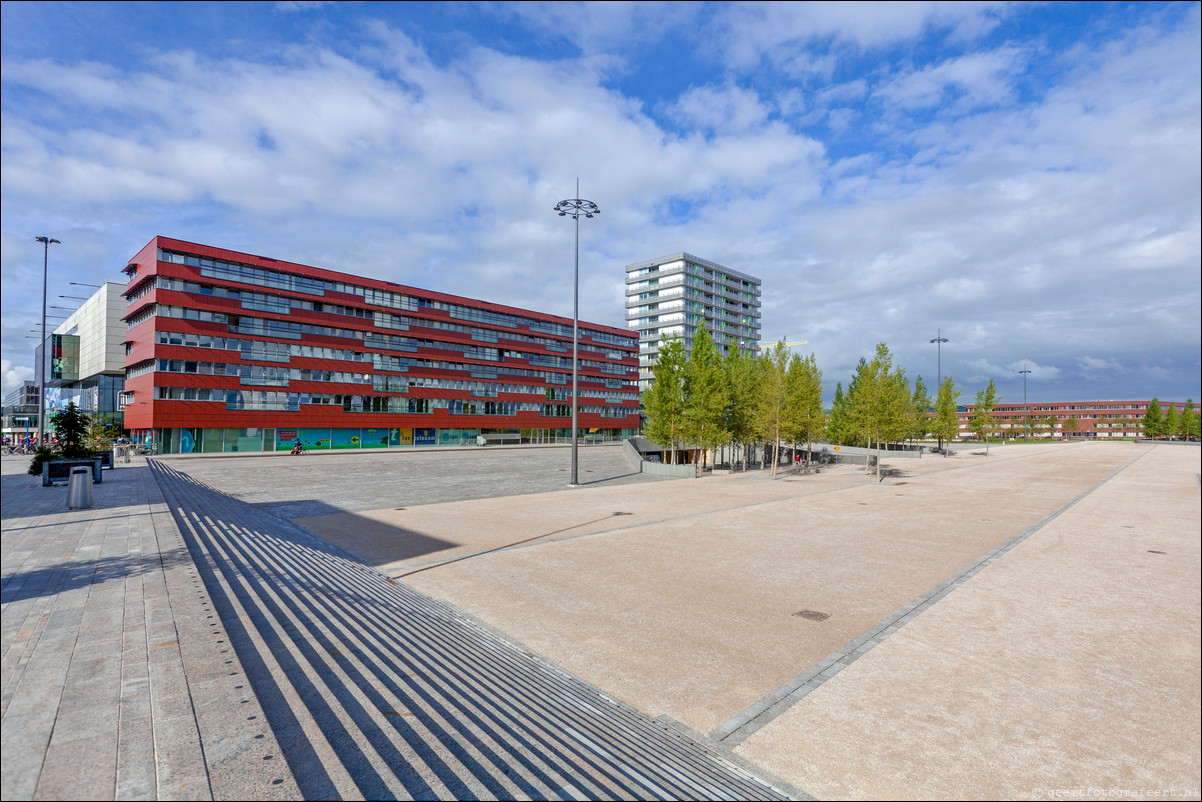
135;304;636;375
138;357;637;402
139;308;637;385
158;247;634;349
151;276;411;329
150;385;635;418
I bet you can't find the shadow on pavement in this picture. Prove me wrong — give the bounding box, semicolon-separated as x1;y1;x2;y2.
1;547;195;604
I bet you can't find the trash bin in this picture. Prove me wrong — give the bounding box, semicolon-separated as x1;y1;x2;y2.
67;466;94;510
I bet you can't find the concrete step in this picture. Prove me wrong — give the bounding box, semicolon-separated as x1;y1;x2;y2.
149;460;791;801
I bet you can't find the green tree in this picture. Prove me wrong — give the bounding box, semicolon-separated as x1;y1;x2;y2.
934;377;960;453
910;375;932;443
1142;399;1163;439
849;343;911;476
969;379;1001;455
682;326;729;471
1063;417;1080;438
642;335;687;464
826;382;851;445
1181;399;1198;440
754;341;791;478
1163;404;1179;441
89;421;123;453
786;352;825;464
50;402;92;458
721;345;758;470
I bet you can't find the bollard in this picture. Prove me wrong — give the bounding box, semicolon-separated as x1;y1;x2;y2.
67;466;94;510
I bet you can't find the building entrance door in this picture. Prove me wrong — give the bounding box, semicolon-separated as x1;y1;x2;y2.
532;428;551;444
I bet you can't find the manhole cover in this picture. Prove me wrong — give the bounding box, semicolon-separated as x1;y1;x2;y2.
794;610;831;622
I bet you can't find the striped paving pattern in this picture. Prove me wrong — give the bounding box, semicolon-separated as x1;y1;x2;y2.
149;460;791;801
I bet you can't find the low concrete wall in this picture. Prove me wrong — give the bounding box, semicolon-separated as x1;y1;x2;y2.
826;444;923;460
623;438;697;478
639;460;698;478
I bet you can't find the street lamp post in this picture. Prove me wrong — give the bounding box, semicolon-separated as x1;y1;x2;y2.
35;236;61;447
1019;365;1032;442
554;181;600;487
930;329;949;449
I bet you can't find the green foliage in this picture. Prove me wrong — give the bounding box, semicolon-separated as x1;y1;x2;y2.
754;341;790;478
1182;399;1198;440
721;345;758;466
642;335;687;462
826;382;850;445
1142;398;1162;438
786;352;824;460
27;446;56;477
934;377;960;450
50;402;92;458
682;327;729;469
88;422;123;453
970;380;1001;454
910;375;932;441
848;343;911;475
1163;404;1179;440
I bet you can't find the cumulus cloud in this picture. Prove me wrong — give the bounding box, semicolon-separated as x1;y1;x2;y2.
873;47;1025;111
1077;356;1125;375
0;3;1197;406
2;359;34;397
715;2;1012;70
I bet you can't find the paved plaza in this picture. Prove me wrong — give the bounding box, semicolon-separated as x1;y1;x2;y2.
1;442;1199;800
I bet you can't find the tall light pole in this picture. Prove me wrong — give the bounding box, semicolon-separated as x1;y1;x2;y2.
554;181;600;486
930;329;949;449
1019;364;1032;442
35;236;61;446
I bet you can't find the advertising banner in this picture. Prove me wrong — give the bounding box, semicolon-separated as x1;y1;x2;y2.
362;427;389;448
331;428;361;449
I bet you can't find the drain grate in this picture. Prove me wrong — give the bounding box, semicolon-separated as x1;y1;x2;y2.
1147;550;1166;555
794;610;831;622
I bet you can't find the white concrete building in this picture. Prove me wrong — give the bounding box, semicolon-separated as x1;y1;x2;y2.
38;282;127;427
625;253;761;387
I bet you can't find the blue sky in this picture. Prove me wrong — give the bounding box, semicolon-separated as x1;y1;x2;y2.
2;1;1199;404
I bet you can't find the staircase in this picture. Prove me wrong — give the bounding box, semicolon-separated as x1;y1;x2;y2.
149;460;790;801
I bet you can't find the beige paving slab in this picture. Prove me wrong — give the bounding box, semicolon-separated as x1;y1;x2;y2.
299;443;1150;737
734;443;1200;800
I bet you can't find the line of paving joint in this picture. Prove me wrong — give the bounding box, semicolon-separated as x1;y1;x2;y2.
149;459;794;801
711;446;1154;749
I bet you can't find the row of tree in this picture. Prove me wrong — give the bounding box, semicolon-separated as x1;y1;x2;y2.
642;335;973;478
1143;399;1199;440
641;335;1198;477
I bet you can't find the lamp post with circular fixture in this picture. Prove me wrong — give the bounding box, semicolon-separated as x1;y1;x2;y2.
35;236;61;446
930;329;949;450
554;181;600;487
1019;365;1032;442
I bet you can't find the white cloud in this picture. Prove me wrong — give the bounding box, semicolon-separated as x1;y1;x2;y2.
873;47;1025;111
2;359;34;397
670;84;772;135
1077;356;1125;375
0;4;1197;405
715;1;1012;71
1007;361;1061;381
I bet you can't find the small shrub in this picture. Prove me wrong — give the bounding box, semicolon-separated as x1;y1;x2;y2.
28;446;56;477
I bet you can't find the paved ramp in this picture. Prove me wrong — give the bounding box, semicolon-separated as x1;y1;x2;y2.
149;460;790;800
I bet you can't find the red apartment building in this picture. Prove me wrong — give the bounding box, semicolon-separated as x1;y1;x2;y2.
951;399;1191;439
121;237;640;453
